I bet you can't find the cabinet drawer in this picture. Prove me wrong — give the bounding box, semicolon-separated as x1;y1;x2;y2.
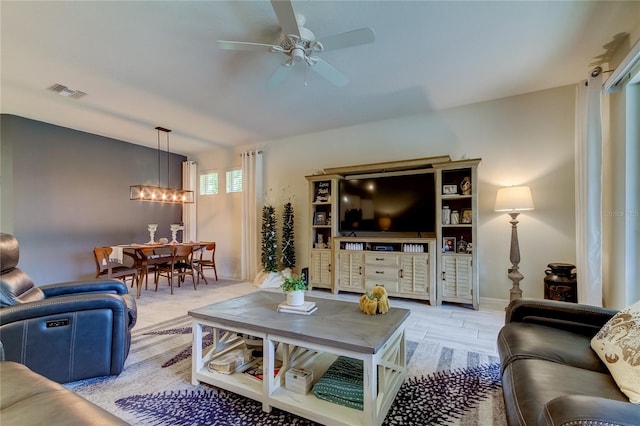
364;253;399;267
364;265;398;280
365;279;399;293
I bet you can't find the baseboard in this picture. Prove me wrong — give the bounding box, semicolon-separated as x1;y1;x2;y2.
479;297;509;311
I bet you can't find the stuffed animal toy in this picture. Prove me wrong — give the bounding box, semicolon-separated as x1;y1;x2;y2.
359;286;390;315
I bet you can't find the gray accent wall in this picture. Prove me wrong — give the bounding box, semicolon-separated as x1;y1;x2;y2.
1;114;185;285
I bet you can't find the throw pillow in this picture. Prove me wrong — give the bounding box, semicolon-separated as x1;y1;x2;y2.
591;299;640;403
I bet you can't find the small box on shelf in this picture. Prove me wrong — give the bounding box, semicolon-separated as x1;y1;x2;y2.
285;368;313;394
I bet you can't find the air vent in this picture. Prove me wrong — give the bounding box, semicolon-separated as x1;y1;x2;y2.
47;83;87;99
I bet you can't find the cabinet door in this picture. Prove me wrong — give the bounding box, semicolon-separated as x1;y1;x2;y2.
399;254;430;295
338;252;364;291
310;250;331;287
442;255;472;299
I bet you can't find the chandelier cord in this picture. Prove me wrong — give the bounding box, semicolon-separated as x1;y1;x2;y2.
157;129;161;187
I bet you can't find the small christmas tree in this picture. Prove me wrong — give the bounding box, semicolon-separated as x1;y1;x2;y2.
261;205;278;273
281;202;295;269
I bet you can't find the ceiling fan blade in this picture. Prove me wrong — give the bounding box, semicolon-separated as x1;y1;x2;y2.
217;40;276;52
270;0;300;38
311;58;349;86
267;64;294;87
318;28;376;52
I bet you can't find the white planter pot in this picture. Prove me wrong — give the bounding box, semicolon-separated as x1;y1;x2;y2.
286;290;305;307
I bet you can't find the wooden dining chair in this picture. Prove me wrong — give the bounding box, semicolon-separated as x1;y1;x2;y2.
154;245;196;294
93;246;138;288
133;247;162;291
193;242;218;284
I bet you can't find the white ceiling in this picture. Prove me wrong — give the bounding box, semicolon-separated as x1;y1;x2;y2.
2;1;638;155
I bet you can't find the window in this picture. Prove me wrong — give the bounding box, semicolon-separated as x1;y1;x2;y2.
226;169;242;193
199;172;218;195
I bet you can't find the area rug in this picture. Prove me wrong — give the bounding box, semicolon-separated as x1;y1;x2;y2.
66;315;506;425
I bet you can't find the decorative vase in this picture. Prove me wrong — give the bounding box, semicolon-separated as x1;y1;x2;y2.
147;224;158;244
544;263;577;303
442;206;451;225
170;224;182;244
286;290;305;307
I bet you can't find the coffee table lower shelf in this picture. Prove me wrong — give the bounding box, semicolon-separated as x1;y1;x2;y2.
190;318;406;426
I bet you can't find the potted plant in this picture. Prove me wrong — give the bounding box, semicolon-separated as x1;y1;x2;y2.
281;273;308;306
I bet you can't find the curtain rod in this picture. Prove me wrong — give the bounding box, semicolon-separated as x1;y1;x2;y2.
585;66;613;86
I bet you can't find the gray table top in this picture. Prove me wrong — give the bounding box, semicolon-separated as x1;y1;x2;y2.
188;291;410;354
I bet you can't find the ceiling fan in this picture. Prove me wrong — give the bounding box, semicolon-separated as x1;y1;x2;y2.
217;0;375;87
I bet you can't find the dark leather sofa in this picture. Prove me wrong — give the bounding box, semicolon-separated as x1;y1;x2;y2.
1;360;129;425
0;232;137;383
498;298;640;425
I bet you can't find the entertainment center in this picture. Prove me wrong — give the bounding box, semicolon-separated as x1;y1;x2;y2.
306;155;481;309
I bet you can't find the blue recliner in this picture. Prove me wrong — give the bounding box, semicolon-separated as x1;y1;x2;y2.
0;233;137;383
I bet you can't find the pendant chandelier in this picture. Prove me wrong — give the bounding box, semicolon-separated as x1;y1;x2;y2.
129;126;194;204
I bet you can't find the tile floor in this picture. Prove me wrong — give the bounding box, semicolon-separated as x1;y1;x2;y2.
134;275;506;356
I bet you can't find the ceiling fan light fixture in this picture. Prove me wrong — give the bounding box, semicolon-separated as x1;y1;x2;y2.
129;127;194;204
217;0;375;87
291;48;305;62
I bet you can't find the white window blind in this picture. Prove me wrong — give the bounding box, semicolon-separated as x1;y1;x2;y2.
226;169;243;193
199;172;218;195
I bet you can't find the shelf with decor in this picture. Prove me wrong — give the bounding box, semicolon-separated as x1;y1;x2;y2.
434;159;480;309
306;175;342;292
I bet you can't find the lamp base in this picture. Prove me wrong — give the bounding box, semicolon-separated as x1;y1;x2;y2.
506;212;524;301
508;267;524;301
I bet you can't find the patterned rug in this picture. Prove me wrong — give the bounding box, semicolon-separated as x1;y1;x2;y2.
66;315;506;425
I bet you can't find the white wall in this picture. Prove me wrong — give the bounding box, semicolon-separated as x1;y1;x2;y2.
193;85;577;301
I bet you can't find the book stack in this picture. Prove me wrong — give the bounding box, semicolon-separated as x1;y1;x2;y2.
277;301;317;315
207;346;253;374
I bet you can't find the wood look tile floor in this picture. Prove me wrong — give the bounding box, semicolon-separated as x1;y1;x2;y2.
134;276;506;356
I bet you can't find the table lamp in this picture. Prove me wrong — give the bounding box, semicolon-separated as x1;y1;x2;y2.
495;186;534;301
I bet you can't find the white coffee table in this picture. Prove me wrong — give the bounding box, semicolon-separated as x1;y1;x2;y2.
189;291;409;426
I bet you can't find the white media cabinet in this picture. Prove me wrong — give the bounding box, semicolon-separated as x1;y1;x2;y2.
334;237;436;302
306;156;480;309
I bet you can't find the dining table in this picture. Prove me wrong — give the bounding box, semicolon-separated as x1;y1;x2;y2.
111;242;207;298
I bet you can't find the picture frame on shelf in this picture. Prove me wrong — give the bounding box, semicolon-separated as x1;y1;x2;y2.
314;212;327;225
443;237;456;253
461;209;473;224
443;184;458;195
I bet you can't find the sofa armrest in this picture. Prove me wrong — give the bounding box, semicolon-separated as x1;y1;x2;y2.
121;293;137;329
505;298;617;337
39;279;129;297
1;295;134;382
540;395;640;426
1;361;130;425
0;294;129;325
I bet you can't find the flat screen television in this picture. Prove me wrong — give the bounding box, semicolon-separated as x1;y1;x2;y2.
338;170;436;234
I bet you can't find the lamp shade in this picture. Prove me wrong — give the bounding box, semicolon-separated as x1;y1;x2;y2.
494;186;534;212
